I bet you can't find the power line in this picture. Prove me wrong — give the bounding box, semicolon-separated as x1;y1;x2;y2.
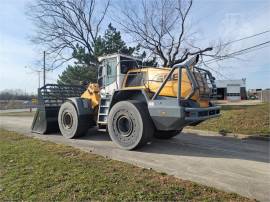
224;41;270;56
201;41;270;80
200;58;232;80
234;44;270;56
215;30;270;48
207;66;231;80
165;29;270;49
205;40;270;64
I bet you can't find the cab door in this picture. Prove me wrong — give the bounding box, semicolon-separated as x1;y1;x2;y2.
98;57;118;95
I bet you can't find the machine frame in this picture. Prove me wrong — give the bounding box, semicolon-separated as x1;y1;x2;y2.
31;53;221;150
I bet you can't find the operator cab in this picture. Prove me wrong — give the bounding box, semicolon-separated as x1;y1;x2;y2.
98;54;142;95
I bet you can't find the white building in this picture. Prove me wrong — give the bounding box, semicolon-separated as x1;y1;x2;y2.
216;79;246;101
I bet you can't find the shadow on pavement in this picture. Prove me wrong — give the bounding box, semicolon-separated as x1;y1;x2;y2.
81;128;111;141
39;128;270;163
138;132;270;163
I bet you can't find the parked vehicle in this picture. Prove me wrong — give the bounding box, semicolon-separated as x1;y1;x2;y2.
32;54;220;150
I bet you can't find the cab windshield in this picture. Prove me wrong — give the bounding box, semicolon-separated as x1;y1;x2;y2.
120;56;142;74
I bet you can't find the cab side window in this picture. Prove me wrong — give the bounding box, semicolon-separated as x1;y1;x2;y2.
125;72;145;87
106;57;117;85
98;65;103;87
120;56;142;74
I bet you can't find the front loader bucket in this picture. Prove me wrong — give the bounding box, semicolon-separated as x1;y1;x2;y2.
31;107;60;134
31;84;86;134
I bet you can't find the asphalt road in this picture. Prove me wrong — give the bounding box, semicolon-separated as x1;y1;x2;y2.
0;115;269;201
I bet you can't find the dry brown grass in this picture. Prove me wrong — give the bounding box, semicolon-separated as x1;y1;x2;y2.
191;103;270;136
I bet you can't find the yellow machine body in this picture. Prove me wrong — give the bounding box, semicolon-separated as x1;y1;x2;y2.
81;83;101;109
81;67;210;108
122;67;210;107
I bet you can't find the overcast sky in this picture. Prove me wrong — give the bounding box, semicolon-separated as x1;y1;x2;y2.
0;0;269;93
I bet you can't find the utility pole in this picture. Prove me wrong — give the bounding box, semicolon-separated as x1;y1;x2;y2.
43;51;46;86
37;70;41;88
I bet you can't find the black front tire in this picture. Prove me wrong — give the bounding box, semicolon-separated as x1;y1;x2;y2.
58;101;90;139
154;129;182;139
108;101;154;150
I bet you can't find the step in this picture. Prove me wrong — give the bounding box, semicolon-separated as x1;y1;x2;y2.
97;128;107;132
100;100;111;106
97;121;107;124
98;113;108;116
99;107;109;114
99;105;110;108
98;115;107;122
97;123;107;131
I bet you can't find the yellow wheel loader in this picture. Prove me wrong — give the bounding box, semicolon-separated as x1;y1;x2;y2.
31;54;220;150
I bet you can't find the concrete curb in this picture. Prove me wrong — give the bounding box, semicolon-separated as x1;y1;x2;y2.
183;128;270;141
245;135;270;141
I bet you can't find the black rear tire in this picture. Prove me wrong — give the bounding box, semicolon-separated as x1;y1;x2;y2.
154;129;182;139
58;101;90;139
108;101;154;150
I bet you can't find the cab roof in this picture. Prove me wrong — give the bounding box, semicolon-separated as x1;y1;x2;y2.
98;53;142;62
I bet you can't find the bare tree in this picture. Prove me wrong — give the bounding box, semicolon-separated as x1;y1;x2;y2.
118;0;214;67
28;0;110;69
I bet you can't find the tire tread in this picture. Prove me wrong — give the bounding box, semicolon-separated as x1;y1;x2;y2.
108;100;154;150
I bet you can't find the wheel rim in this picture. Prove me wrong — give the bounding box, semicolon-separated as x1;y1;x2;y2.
63;112;73;129
116;115;133;137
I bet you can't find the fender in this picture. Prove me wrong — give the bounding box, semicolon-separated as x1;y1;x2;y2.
67;97;94;115
109;89;150;110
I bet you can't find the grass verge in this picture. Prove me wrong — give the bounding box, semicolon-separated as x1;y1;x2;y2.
0;129;253;201
0;111;35;117
190;103;270;136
